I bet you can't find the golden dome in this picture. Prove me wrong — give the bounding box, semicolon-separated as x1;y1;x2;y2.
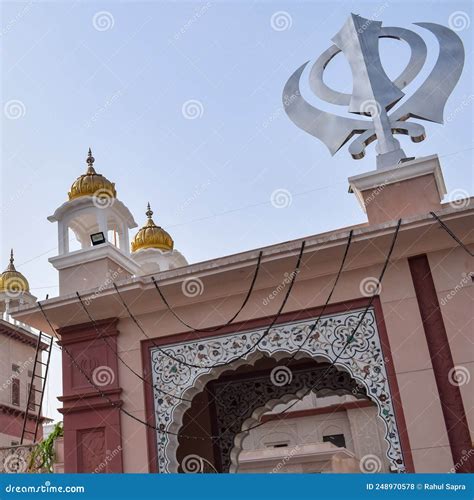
68;149;117;200
0;250;30;294
131;203;174;253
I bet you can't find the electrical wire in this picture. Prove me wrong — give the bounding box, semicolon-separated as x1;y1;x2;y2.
113;241;306;370
284;229;353;363
151;251;263;332
219;220;402;440
75;292;191;403
36;222;400;450
37;301;206;441
430;211;474;257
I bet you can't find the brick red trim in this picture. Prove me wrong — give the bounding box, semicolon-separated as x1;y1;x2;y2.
59;318;123;472
141;296;414;473
408;254;473;473
261;400;374;423
57;318;119;346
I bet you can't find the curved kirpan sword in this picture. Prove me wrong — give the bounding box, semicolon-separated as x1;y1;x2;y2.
283;21;465;169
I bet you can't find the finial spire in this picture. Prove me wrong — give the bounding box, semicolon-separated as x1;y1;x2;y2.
6;249;16;271
86;148;96;173
146;202;153;219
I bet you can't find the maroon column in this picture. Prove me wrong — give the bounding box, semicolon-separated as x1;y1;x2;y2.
58;318;123;473
408;254;472;473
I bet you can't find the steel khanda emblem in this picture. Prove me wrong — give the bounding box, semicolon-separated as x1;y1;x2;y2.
283;13;465;169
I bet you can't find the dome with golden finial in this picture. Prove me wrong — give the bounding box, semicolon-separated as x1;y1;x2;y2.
68;148;117;200
0;249;30;294
131;203;174;253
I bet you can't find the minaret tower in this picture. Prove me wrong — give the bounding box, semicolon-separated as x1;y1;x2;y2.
130;203;187;275
0;249;36;316
48;149;140;295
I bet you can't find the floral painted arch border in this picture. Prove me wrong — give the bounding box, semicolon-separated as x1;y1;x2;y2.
150;307;405;473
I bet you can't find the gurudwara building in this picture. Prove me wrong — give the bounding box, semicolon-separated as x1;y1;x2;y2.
10;148;473;474
8;13;474;474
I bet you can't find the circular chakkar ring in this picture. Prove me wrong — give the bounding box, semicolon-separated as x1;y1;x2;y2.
309;27;428;106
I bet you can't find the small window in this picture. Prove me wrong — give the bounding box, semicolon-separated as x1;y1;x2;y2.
12;364;20;374
323;433;346;448
28;384;36;410
11;378;20;406
11;441;18;446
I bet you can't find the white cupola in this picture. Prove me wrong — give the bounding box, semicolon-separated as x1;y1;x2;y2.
48;149;140;295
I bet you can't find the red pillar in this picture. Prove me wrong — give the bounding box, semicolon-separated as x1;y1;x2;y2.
408;254;472;473
58;318;123;473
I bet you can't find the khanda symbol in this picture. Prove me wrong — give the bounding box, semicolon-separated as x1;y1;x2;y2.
283;14;465;169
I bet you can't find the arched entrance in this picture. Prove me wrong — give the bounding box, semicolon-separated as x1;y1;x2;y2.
176;356;378;472
149;306;406;472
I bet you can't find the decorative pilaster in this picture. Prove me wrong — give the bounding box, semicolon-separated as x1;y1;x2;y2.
408;254;472;473
58;318;123;473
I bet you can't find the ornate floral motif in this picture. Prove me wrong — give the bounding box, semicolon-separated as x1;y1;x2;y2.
150;308;405;472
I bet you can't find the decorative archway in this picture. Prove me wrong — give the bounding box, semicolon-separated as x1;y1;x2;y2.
205;361;369;472
150;307;405;472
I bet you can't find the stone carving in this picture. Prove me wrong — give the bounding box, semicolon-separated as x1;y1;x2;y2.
150;308;405;472
78;429;105;473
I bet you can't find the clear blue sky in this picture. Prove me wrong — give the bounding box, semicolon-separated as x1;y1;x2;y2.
2;0;472;421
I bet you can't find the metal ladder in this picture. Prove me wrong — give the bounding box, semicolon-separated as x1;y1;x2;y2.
20;331;54;444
